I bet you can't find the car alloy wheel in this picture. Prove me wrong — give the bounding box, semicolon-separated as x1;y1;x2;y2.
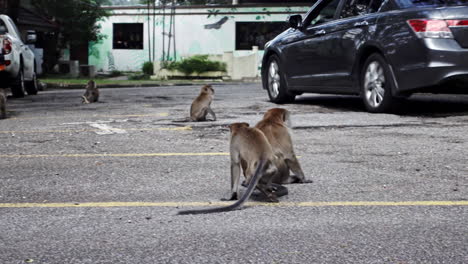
364;61;385;108
360;53;395;113
268;60;280;99
264;55;295;104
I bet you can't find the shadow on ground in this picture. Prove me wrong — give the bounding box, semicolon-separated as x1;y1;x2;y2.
294;94;468;117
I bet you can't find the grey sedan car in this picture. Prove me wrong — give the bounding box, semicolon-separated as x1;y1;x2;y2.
261;0;468;112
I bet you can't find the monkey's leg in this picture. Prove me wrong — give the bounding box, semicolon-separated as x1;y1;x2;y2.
92;92;99;102
285;157;312;183
198;108;208;121
228;162;241;200
207;107;216;121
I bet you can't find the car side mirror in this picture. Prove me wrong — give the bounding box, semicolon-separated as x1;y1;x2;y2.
26;30;37;44
0;25;7;35
288;15;303;29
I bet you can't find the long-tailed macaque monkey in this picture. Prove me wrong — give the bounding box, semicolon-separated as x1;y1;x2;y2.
82;80;99;104
190;84;216;121
178;123;281;215
0;88;6;119
255;108;312;184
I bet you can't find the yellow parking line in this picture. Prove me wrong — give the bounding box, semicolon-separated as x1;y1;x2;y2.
0;126;192;134
0;201;467;208
0;152;229;158
9;113;169;120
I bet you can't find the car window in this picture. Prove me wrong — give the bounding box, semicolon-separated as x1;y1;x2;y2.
394;0;468;8
0;19;7;33
7;17;23;41
340;0;371;19
309;0;341;27
369;0;385;12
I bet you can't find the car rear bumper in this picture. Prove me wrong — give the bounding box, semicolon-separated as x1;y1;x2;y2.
395;39;468;94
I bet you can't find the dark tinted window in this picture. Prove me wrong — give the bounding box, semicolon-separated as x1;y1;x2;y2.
0;19;7;33
236;22;288;50
340;0;371;18
394;0;468;8
308;0;341;26
376;0;398;11
113;23;143;50
369;0;384;12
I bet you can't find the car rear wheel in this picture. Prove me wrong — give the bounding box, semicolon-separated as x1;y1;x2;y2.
11;66;26;98
25;72;39;95
265;55;295;104
360;53;395;113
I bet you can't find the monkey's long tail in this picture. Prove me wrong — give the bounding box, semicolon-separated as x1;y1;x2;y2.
178;160;266;215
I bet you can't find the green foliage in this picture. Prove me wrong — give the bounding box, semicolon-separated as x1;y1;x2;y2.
109;70;122;77
142;61;154;75
128;73;150;80
162;55;226;75
33;0;110;48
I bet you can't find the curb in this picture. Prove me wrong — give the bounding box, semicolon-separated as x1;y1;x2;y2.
43;81;261;90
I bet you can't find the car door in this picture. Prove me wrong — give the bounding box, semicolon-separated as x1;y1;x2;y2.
284;0;343;89
326;0;381;90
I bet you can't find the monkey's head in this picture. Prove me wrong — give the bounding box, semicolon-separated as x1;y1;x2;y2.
86;80;97;90
201;85;214;94
228;122;249;132
263;108;290;124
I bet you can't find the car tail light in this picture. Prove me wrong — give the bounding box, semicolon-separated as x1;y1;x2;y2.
407;19;454;39
2;38;12;54
446;20;468;27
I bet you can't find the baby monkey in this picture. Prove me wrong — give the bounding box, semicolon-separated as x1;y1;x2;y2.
82;80;99;104
0;88;6;119
190;84;216;121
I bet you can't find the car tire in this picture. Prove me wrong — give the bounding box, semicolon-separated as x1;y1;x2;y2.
360;53;396;113
11;66;26;98
265;55;295;104
25;72;39;95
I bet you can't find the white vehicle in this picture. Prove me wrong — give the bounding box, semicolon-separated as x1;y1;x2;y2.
0;14;39;97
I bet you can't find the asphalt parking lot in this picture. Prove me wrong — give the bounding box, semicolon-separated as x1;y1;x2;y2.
0;83;467;263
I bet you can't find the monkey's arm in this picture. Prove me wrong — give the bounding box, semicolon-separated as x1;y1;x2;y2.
81;95;90;104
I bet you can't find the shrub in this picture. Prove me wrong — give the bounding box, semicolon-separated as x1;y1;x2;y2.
142;61;154;75
128;73;149;80
109;70;122;77
162;55;226;75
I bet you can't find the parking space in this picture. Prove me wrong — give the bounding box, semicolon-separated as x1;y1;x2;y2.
0;84;467;263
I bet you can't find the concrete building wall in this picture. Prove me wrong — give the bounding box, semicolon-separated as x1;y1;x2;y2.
89;5;310;72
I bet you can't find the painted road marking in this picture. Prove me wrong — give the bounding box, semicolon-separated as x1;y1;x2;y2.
88;123;127;135
0;152;229;158
0;126;192;134
0;201;467;208
9;113;169;121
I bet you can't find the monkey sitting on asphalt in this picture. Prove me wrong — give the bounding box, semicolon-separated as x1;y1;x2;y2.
82;80;99;104
190;84;216;121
